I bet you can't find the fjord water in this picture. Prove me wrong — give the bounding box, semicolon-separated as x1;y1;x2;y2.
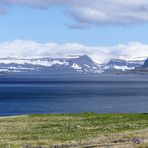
0;74;148;116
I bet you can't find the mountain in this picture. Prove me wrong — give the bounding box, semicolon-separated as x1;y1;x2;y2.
121;58;148;74
0;55;145;74
0;55;102;74
142;58;148;68
101;59;143;73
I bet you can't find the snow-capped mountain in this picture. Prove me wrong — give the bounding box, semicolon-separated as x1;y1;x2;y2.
0;55;101;74
103;59;144;72
0;55;145;74
122;58;148;74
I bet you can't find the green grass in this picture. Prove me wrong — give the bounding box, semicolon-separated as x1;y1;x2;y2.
0;113;148;147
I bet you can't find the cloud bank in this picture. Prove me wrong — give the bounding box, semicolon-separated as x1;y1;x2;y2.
0;40;148;63
1;0;148;27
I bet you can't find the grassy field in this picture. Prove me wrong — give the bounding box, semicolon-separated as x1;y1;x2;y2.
0;113;148;147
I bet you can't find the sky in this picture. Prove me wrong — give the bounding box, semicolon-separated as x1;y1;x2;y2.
0;0;148;62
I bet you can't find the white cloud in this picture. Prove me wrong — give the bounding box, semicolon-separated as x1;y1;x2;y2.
0;40;148;63
1;0;148;27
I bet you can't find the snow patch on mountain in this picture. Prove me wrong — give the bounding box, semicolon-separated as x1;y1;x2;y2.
0;59;69;67
71;63;82;70
112;65;135;71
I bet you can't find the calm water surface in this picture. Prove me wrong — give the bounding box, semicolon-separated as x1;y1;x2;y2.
0;74;148;116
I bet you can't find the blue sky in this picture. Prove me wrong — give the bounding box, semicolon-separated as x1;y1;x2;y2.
0;3;148;46
0;0;148;61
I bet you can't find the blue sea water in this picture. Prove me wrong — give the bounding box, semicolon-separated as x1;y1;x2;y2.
0;74;148;116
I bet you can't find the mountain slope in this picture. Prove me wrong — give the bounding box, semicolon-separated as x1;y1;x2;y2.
101;59;143;73
0;55;145;74
0;55;101;74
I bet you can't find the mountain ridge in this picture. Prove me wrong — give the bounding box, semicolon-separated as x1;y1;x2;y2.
0;55;146;74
